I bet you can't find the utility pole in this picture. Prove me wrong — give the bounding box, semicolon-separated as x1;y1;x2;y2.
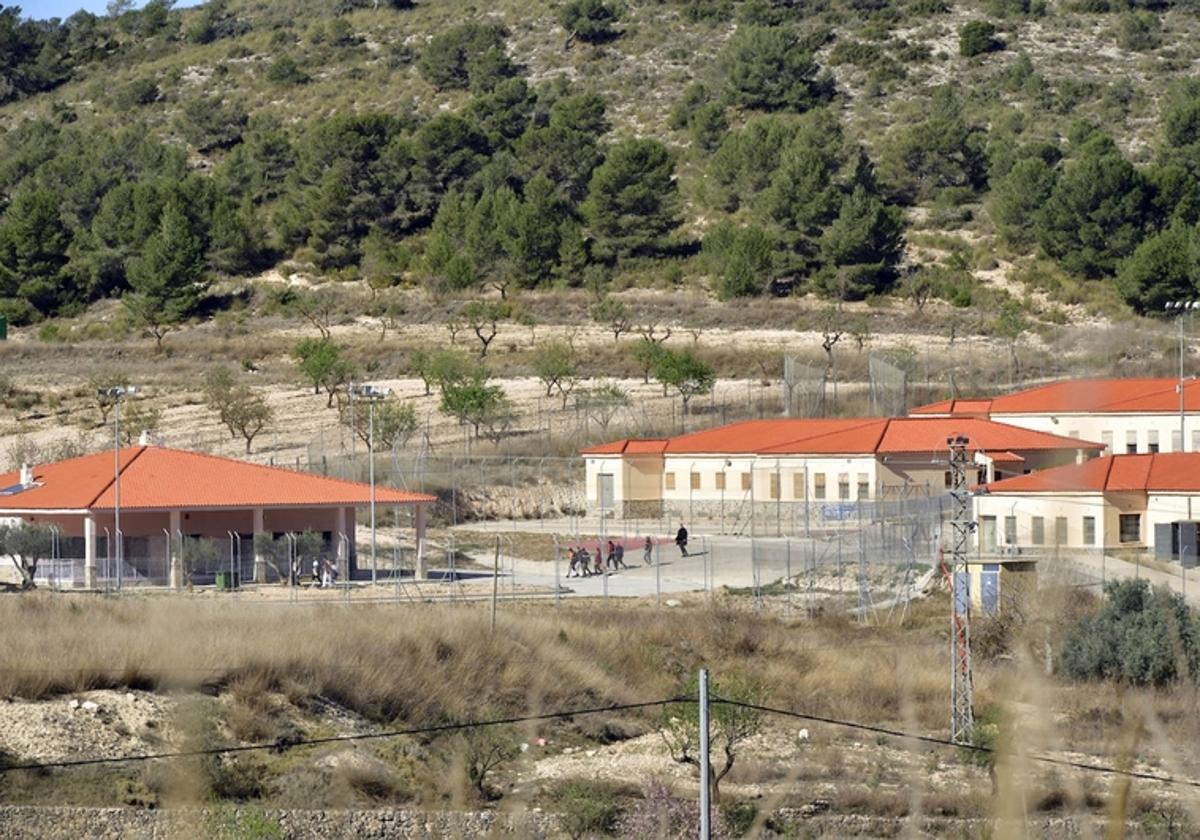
1166;301;1198;452
948;434;975;744
698;668;711;840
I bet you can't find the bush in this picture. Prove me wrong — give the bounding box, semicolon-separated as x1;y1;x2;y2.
418;23;513;91
960;21;1002;57
552;779;631;838
560;0;622;43
1060;579;1200;687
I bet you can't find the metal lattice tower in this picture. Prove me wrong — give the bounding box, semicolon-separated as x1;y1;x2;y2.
947;434;975;744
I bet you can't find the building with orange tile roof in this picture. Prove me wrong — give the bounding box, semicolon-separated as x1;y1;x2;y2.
911;378;1200;456
581;417;1102;525
0;446;434;589
974;452;1200;556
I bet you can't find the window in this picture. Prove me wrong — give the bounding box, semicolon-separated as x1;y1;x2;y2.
1031;516;1045;545
1004;516;1017;545
1193;430;1200;453
741;472;751;492
814;473;826;500
1125;431;1137;454
1119;514;1141;544
1172;429;1183;453
715;472;726;491
944;470;952;489
857;474;871;500
690;471;701;491
769;473;780;500
1147;431;1159;454
665;472;676;491
838;474;850;500
792;473;805;499
1101;431;1113;453
1083;516;1096;546
1055;516;1068;546
1067;429;1080;439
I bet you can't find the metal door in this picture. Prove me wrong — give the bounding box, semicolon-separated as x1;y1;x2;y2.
598;473;615;512
980;516;997;552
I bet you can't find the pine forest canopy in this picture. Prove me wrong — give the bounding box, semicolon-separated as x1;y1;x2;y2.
2;0;1200;328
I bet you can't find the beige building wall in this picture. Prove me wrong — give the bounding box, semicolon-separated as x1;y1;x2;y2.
992;412;1199;455
973;492;1115;550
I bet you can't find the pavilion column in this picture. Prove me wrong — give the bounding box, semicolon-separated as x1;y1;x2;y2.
169;510;182;590
414;504;427;581
83;514;97;589
253;507;266;584
335;506;348;580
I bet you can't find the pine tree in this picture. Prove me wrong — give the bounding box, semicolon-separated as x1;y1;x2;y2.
819;186;905;299
584;138;681;258
1116;223;1199;314
124;199;206;349
0;188;72;316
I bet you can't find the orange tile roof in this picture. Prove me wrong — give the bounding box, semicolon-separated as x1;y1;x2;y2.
582;418;1101;458
579;439;668;455
983;453;1200;494
0;447;434;512
912;378;1200;416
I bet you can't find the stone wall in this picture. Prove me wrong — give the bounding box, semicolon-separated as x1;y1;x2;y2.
0;806;559;840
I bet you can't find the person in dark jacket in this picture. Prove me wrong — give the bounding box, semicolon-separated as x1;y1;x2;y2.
675;525;689;557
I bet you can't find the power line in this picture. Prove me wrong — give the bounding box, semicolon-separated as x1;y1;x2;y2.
0;697;683;776
712;697;1200;791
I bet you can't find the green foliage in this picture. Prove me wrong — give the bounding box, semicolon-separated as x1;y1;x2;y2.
717;25;827;112
959;21;1002;58
1117;12;1161;53
342;397;417;451
560;0;622;42
1036;140;1151;277
531;340;580;408
584;138;681;258
440;374;514;443
203;365;273;453
292;339;354;407
709;116;800;210
1116;222;1200;314
818;186;905;299
661;671;767;799
989;157;1057;246
0;188;73;317
124;199;208;346
591;297;632;340
882;88;988;203
552;779;629;838
0;522;54;589
704;222;776;299
653;347;716;410
265;55;309;85
177;96;248;153
418;22;513;92
1061;579;1200;687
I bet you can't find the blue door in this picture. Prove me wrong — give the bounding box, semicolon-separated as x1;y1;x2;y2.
981;564;1000;615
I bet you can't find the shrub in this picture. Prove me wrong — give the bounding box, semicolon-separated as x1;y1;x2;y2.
1060;579;1200;687
560;0;622;42
552;779;631;838
960;21;1002;57
418;23;512;91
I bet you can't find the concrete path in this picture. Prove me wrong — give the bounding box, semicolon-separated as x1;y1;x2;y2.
1064;552;1200;605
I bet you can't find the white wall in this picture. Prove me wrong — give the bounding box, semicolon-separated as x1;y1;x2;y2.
993;412;1200;454
973;492;1115;550
659;455;879;504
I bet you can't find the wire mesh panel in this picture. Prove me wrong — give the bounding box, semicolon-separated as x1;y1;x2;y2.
868;354;909;417
782;357;826;418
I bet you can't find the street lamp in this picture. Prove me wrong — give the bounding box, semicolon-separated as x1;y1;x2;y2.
349;383;391;585
1165;301;1199;452
97;385;136;590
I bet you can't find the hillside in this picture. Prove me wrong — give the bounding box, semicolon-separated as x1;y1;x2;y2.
3;0;1200;336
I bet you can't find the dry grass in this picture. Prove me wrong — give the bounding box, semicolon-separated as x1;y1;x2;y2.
0;588;1197;827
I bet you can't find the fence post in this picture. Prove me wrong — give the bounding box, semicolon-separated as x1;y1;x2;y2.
699;668;712;840
491;536;500;633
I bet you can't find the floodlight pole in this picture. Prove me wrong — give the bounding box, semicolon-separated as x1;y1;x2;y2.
351;384;390;586
100;385;135;591
1166;301;1198;453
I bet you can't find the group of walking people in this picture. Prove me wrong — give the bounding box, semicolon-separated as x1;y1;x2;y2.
564;525;691;578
